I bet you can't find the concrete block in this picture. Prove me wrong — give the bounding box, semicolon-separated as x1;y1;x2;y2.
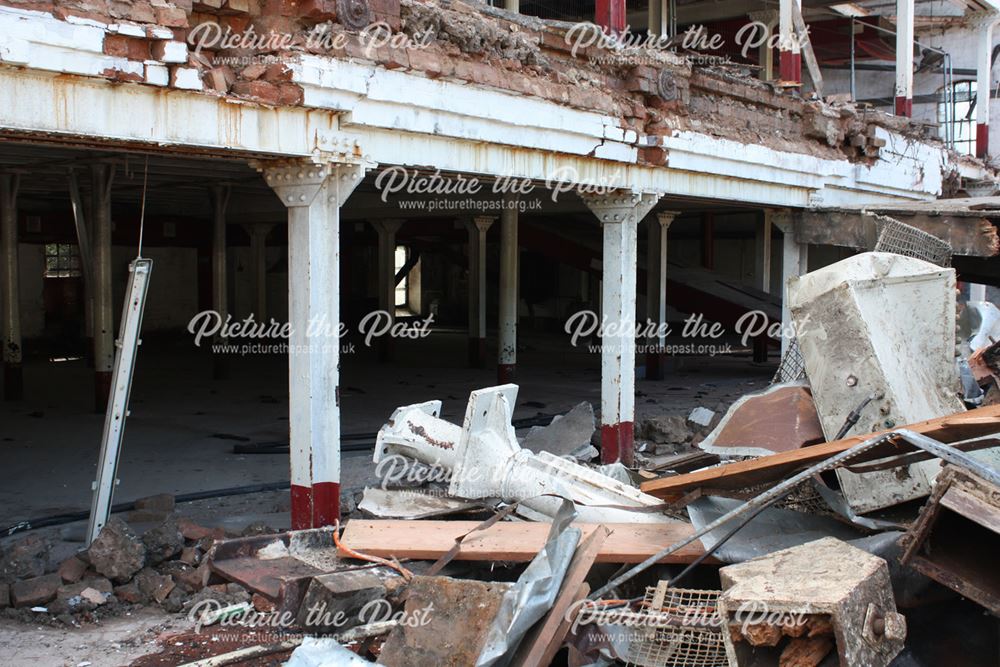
297;569;392;633
87;517;146;583
379;576;512;667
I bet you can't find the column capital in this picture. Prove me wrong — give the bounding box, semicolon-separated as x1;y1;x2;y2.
255;159;370;209
655;210;681;228
769;208;796;235
465;215;497;233
748;9;778;25
581;190;661;225
370;218;405;235
967;10;999;31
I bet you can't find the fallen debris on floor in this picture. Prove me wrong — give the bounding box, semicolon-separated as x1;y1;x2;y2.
719;538;906;667
899;464;1000;615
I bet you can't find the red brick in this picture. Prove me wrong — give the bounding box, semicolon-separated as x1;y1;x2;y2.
11;574;61;608
241;63;267;80
155;5;190;27
222;13;251;33
103;34;130;57
263;62;293;82
277;83;304;105
57;556;88;584
405;46;442;78
299;0;337;21
205;65;235;92
232;79;281;104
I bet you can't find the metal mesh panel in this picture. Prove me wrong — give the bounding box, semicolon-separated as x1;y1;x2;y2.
772;338;807;384
872;214;952;267
623;584;728;667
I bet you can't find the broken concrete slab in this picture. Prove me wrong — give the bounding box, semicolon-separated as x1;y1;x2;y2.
142;517;185;565
521;401;595;456
698;382;825;457
379;575;513;667
297;568;404;633
86;517;147;583
719;537;905;667
688;406;716;428
358;487;479;520
0;534;50;583
638;414;693;446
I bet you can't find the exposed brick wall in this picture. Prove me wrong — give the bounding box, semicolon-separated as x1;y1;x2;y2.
0;0;930;164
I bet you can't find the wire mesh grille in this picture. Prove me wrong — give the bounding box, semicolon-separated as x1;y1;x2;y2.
772;338;807;384
623;585;728;667
872;214;952;267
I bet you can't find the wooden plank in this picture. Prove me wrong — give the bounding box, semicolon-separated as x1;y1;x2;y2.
512;527;609;667
641;405;1000;498
339;520;712;564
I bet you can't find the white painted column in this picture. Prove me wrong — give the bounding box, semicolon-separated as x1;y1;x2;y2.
504;0;519;11
0;174;21;401
750;10;778;81
648;0;667;36
779;0;802;82
583;192;660;466
91;164;115;413
756;210;774;294
370;218;403;362
466;215;495;368
260;160;366;529
976;17;997;158
211;184;230;379
970;283;988;302
774;211;806;358
498;204;518;384
645;210;678;381
247;223;274;321
895;0;914;116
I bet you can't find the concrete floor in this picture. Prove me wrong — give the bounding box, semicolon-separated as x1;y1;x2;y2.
0;329;775;525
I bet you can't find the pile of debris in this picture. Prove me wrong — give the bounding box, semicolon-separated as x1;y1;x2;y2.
0;496;259;626
5;249;1000;666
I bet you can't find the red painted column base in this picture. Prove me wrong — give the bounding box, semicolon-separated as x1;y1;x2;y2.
601;421;634;467
779;51;801;83
977;123;989;158
498;363;516;384
895;96;913;117
95;370;112;414
468;336;486;369
3;362;22;400
291;481;341;529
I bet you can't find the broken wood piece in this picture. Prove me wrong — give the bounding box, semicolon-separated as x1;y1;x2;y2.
779;636;834;667
512;526;609;667
338;520;713;564
641;405;1000;499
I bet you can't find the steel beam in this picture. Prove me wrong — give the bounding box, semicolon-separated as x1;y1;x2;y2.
894;0;914;116
774;211;807;358
211;184;230;379
498;204;518;384
91;164;114;413
260;159;366;529
645;211;678;381
370;218;403;362
0;173;21;400
466;216;495;369
583;191;661;466
976;16;997;157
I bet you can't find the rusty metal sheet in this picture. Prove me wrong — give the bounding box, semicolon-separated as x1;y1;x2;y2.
698;383;826;457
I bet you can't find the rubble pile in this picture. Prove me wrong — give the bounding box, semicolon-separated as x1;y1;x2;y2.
0;509;256;625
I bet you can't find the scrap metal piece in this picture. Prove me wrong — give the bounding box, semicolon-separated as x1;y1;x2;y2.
898;465;1000;615
718;537;906;667
373;385;673;523
789;252;971;513
697;382;825;457
622;584;728;667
